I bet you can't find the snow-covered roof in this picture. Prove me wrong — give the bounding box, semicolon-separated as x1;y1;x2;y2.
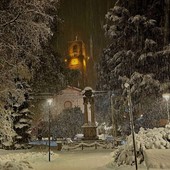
19;118;29;123
15;123;29;129
64;86;82;92
20;108;29;113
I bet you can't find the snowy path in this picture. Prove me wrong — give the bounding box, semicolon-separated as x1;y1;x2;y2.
0;149;113;170
0;149;148;170
33;149;113;170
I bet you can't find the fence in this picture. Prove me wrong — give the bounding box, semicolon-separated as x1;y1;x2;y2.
62;141;114;151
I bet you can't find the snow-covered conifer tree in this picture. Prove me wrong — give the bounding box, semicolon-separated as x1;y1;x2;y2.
10;78;33;148
0;0;60;148
97;1;170;133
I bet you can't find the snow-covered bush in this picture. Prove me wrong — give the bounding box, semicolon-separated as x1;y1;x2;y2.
112;125;170;166
53;107;84;138
35;107;84;139
0;152;59;170
98;122;112;136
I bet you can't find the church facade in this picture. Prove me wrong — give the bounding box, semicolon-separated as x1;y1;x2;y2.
53;86;84;116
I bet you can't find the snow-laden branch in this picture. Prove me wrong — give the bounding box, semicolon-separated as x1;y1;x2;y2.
0;13;21;27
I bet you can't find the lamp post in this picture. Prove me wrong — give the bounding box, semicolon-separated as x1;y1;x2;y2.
47;98;53;162
110;92;117;137
162;93;170;124
124;83;138;170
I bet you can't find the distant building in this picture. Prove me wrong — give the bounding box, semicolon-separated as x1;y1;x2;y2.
32;86;84;118
53;86;84;115
64;37;87;88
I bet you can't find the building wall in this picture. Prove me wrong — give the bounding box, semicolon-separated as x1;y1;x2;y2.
52;86;84;116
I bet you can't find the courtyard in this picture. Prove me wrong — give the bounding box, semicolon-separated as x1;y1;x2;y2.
0;148;113;170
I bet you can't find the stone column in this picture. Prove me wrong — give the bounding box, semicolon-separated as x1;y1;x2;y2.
83;97;88;124
90;98;95;124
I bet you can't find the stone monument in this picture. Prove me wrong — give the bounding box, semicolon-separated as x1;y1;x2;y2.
82;87;98;140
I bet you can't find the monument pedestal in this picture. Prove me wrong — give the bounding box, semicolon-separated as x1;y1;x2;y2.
82;123;98;140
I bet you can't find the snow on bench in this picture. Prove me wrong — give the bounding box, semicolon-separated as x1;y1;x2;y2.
144;149;170;170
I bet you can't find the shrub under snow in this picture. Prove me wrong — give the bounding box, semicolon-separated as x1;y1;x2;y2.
112;124;170;166
0;152;59;170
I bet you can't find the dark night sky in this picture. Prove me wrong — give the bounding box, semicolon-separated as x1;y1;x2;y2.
52;0;116;88
53;0;115;60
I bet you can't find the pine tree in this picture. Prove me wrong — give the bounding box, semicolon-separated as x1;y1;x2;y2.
5;78;33;149
97;1;170;134
98;2;168;104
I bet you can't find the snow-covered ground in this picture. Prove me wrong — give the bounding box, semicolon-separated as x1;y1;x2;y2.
1;143;170;170
0;149;59;170
144;149;170;170
0;148;114;170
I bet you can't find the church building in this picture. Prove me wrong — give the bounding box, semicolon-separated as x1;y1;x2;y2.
53;86;84;115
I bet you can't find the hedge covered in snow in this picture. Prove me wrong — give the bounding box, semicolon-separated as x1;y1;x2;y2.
112;124;170;166
0;152;59;170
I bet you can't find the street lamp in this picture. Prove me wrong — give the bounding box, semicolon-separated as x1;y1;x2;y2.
124;83;138;170
110;92;117;137
47;98;53;162
162;93;170;124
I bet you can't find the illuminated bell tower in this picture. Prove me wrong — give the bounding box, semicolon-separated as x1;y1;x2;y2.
65;37;87;88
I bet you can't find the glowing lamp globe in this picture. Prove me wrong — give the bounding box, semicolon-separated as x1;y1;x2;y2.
162;93;170;101
47;98;53;106
124;83;130;88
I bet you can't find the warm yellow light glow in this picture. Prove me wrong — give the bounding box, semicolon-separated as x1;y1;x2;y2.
64;59;67;62
47;98;53;105
124;83;130;88
163;93;170;101
83;59;86;68
70;58;79;65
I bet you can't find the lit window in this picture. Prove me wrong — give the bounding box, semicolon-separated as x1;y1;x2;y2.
73;45;78;53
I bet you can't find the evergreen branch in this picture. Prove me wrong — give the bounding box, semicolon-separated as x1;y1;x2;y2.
0;13;21;27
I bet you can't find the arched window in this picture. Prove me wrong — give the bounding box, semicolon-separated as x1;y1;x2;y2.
64;101;72;109
73;44;78;53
